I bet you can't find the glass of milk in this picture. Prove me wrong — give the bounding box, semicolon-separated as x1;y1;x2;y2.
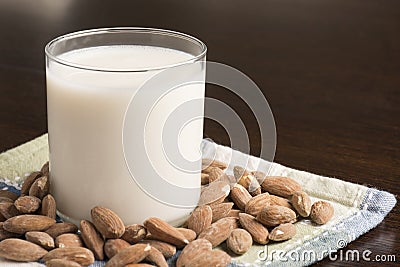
45;28;206;226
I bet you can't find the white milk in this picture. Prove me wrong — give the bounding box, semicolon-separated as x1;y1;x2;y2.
46;45;205;225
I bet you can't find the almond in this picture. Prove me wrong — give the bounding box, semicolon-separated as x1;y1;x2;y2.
230;184;252;211
0;202;19;219
29;175;50;200
0;197;13;203
176;227;196;241
201;173;209;185
269;195;294;210
55;233;83;248
46;222;79;238
43;247;95;266
226;228;252;255
41;161;50;176
122;224;147;244
245;192;270;216
198;181;230;206
140;240;176;258
176;238;212;267
187;250;231;267
187;205;212;235
261;176;302;198
91;206;125;239
209;202;233;222
104;238;130;259
20;171;42;196
256;205;297;227
197;217;236;247
14;195;41;214
234;166;261;196
146;246;168;267
208;167;229;184
144;217;188;247
227;209;241;219
269;223;296;241
80;220;104;260
238;213;269;245
126;264;154;267
25;231;55;250
291;191;311;217
0;222;20;240
46;259;82;267
41;194;57;219
310;201;334;224
0;238;47;262
105;243;151;267
0;190;19;201
3;214;56;234
202;159;227;173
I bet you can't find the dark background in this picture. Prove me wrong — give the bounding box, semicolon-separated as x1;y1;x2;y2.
0;0;398;265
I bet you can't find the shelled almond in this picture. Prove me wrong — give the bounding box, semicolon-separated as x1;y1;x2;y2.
0;160;335;266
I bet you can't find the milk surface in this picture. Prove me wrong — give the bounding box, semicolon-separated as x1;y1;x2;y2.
47;45;204;225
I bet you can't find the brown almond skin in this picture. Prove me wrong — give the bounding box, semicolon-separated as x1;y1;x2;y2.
291;191;312;217
140;240;176;258
198;181;230;206
227;209;241;219
202;159;227;172
29;175;50;200
41;161;50;175
80;220;105;260
187;250;231;267
238;213;269;245
230;184;252;211
209;202;234;222
0;222;20;240
41;194;57;219
227;228;253;255
197;217;236;247
176;227;196;241
245;192;270;216
121;224;147;244
144;217;188;247
176;239;212;267
55;233;83;248
0;202;19;219
0;190;19;201
46;222;79;238
261;176;302;198
187;205;212;235
43;247;95;266
104;243;151;267
310;201;334;224
14;195;41;214
91;206;125;239
126;264;154;267
146;246;168;267
269;195;294;210
104;238;130;259
3;214;56;234
0;238;48;262
269;223;296;241
0;197;13;203
25;231;55;250
201;173;209;185
256;205;297;227
20;171;42;196
46;259;82;267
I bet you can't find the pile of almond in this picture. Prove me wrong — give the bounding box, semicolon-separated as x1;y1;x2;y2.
0;159;334;266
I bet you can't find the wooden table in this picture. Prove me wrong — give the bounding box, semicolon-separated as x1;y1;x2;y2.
0;0;398;265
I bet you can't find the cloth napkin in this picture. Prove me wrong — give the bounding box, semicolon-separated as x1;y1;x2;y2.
0;134;396;266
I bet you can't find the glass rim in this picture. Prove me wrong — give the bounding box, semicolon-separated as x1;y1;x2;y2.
45;27;207;73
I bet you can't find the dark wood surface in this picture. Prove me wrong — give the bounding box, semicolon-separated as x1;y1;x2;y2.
0;0;398;265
